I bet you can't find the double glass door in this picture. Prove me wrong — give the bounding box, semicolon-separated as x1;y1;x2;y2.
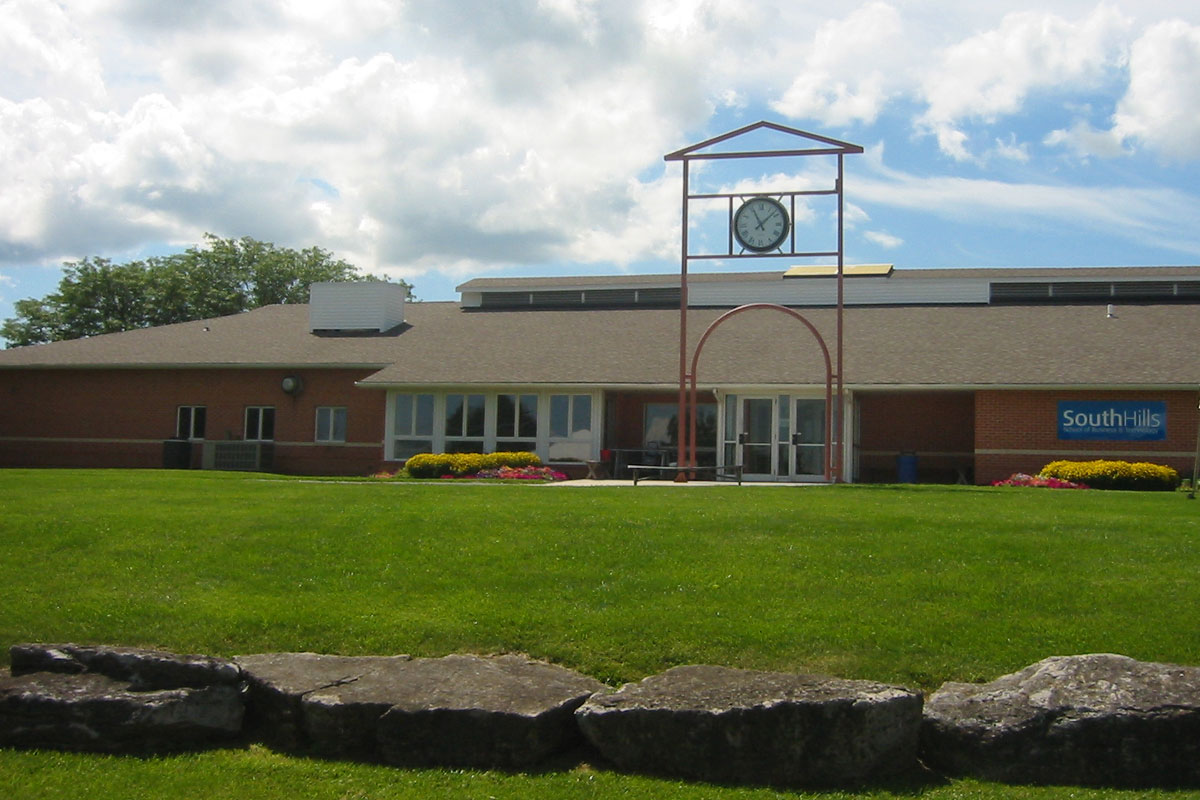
722;395;827;480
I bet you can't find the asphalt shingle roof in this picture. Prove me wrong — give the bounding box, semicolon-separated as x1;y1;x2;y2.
2;297;1196;388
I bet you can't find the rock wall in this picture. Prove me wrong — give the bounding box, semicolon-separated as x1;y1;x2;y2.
2;644;1199;789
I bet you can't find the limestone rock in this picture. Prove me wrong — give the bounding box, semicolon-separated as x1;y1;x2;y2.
575;664;922;787
234;651;411;753
374;654;606;768
0;671;243;754
921;653;1200;787
10;643;240;690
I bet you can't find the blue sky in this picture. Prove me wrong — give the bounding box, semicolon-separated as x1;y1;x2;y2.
3;0;1200;337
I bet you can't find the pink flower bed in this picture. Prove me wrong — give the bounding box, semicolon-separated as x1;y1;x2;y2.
991;473;1089;489
442;466;569;481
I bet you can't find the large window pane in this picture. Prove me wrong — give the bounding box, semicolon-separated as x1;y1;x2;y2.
394;394;413;436
518;394;537;438
550;395;570;438
445;394;464;435
393;393;435;460
571;395;591;436
497;395;516;438
794;399;825;443
549;394;593;462
466;394;485;437
415;394;434;435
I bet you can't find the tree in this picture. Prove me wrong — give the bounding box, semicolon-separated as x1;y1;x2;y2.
2;235;413;347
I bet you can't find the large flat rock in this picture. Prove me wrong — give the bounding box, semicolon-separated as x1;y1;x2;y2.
11;642;240;690
373;654;606;768
0;671;243;754
237;652;604;766
234;651;412;753
575;664;922;787
921;653;1200;787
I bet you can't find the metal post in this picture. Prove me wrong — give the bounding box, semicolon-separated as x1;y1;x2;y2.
834;153;845;483
676;160;690;480
1189;391;1199;499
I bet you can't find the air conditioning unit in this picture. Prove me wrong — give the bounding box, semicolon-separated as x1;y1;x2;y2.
201;441;274;471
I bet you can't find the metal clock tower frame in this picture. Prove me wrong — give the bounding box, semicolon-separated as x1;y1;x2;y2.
663;121;863;482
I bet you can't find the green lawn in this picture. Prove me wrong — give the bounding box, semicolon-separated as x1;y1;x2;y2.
1;469;1198;799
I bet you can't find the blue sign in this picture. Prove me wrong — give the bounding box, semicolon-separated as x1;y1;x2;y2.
1058;401;1166;441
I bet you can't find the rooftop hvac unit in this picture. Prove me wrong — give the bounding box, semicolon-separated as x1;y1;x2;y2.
202;441;274;471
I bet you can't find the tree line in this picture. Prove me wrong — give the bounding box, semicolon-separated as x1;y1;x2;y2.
2;235;411;347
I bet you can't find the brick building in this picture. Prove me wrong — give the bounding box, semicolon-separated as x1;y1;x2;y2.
1;266;1197;484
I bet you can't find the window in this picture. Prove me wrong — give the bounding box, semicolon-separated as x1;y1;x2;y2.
496;393;538;452
644;402;717;466
444;393;486;453
315;407;347;443
245;406;275;441
548;394;592;461
393;393;434;460
176;406;206;440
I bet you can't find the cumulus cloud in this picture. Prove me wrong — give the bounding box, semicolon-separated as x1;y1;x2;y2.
916;5;1131;160
1111;19;1200;159
4;0;1200;299
771;2;908;126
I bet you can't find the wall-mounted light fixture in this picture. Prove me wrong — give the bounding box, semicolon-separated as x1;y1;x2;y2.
281;375;304;396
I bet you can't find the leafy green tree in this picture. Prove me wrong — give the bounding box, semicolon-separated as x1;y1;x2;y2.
2;235;412;347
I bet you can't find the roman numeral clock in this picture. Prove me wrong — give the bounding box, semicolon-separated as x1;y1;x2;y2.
732;195;790;253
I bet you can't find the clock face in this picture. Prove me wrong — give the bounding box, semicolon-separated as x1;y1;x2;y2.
733;196;790;253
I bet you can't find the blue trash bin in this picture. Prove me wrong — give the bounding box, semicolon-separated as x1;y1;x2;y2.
896;452;918;483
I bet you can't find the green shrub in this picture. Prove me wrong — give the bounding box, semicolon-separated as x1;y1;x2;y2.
403;451;541;478
1040;459;1181;491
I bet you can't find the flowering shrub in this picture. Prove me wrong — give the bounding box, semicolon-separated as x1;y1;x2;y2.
1040;459;1180;491
403;451;542;479
992;473;1089;489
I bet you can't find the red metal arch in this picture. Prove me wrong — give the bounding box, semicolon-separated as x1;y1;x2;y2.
680;303;836;482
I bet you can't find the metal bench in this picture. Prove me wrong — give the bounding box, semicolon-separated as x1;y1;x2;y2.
628;464;744;485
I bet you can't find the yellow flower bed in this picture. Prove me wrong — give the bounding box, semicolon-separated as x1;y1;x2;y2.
1040;459;1180;491
403;451;541;478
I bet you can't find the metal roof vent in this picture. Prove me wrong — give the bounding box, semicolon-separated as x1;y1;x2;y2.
308;282;406;332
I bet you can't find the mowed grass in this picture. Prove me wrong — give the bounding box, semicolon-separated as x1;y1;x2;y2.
1;469;1199;799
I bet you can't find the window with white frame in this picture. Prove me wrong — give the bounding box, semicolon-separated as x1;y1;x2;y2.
176;405;206;440
244;406;275;441
496;393;538;452
444;393;486;453
393;393;435;460
315;406;347;443
548;393;592;461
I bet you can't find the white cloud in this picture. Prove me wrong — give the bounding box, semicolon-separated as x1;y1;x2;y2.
1043;120;1130;159
0;0;107;103
990;135;1031;163
1111;19;1200;159
4;0;1200;305
855;161;1200;256
771;2;907;126
864;230;903;248
917;5;1131;160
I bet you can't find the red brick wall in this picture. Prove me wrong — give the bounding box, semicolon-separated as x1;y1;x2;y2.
855;391;975;483
0;367;387;475
974;389;1199;484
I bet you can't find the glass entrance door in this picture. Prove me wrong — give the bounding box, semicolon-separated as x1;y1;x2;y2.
741;398;774;477
721;394;828;481
791;398;826;479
